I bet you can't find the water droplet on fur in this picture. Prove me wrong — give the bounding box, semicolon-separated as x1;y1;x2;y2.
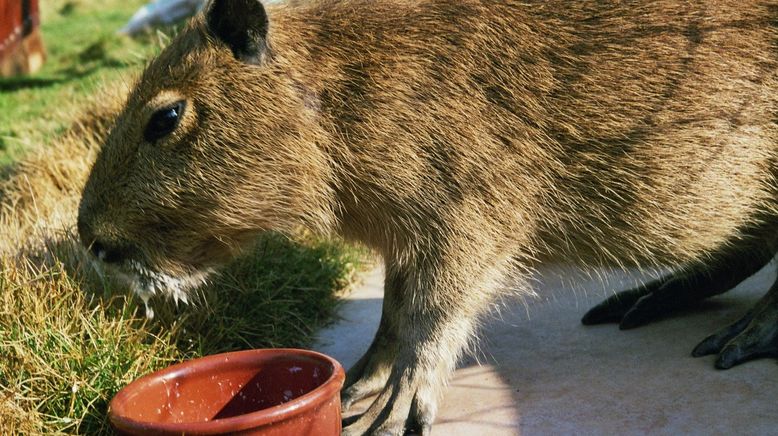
141;294;154;319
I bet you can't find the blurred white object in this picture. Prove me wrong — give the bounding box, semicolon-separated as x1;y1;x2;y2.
119;0;206;36
120;0;288;36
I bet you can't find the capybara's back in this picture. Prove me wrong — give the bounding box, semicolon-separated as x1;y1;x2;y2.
304;0;778;270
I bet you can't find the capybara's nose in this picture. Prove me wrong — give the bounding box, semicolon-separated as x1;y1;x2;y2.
89;239;134;264
78;217;133;264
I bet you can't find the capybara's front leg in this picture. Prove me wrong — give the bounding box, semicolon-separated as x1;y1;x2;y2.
342;249;509;435
341;265;404;411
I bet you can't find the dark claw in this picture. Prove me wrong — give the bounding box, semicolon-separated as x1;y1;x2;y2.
405;392;434;436
691;334;725;357
581;286;652;325
404;413;433;436
692;282;778;369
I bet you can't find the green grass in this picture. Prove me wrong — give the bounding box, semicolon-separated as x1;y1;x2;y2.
1;231;363;434
0;0;162;165
0;2;368;433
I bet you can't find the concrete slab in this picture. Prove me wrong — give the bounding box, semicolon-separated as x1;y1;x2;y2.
314;263;778;435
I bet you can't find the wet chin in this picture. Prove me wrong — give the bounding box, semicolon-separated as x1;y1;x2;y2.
110;260;211;316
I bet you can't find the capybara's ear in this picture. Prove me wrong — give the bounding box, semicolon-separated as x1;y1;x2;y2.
205;0;270;64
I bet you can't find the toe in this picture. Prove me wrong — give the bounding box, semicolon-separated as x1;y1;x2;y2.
618;294;662;330
715;343;747;369
692;333;726;357
581;300;625;325
341;387;360;411
582;286;655;325
714;314;778;369
341;374;388;411
582;294;636;325
406;390;436;436
692;312;754;357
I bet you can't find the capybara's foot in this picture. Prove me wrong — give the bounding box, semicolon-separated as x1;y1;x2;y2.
582;248;773;329
341;347;394;412
342;367;436;436
692;282;778;369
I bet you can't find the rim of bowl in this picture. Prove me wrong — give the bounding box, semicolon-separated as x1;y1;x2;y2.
109;348;345;434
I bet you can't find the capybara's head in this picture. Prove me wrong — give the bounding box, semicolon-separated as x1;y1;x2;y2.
78;0;333;302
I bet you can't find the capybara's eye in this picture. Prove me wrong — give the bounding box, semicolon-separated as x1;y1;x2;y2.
144;101;185;142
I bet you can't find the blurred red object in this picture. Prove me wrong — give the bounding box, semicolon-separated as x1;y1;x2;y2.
0;0;45;77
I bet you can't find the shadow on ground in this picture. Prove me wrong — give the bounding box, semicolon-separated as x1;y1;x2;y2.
316;264;778;435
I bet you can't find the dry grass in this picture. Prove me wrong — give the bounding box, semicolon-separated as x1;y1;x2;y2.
0;93;365;434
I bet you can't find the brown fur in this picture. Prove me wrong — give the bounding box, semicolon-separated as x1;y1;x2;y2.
78;1;778;434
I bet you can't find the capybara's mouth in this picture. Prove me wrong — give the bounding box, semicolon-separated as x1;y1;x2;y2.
96;259;211;319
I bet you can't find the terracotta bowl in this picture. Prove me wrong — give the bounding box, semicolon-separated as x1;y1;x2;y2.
109;349;345;435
